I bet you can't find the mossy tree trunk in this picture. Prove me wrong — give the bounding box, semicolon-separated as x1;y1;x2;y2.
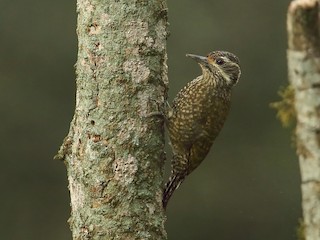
287;0;320;239
55;0;168;239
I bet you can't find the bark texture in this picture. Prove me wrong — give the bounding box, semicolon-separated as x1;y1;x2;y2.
55;0;168;239
287;1;320;239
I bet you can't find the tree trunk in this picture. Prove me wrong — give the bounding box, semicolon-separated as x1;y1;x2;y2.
55;0;168;239
287;0;320;239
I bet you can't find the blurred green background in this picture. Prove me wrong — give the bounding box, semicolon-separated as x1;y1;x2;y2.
1;0;299;239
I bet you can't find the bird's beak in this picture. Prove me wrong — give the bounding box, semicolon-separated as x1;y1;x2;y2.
186;54;208;66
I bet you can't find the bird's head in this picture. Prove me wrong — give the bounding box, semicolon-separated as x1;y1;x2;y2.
186;51;241;87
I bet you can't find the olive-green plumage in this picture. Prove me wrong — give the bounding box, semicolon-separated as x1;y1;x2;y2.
163;51;241;209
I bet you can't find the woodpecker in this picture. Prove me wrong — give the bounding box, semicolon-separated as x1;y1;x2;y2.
163;51;241;209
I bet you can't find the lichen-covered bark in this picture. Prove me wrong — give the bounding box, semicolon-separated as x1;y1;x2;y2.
55;0;168;239
287;1;320;239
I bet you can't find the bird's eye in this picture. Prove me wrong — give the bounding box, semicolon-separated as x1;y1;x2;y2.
216;58;224;65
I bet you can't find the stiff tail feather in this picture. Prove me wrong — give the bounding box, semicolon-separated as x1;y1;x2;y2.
162;174;186;209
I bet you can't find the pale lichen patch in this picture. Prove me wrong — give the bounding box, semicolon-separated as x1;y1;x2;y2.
137;91;150;117
117;119;135;144
101;13;113;26
154;21;167;52
89;24;102;35
146;203;156;215
113;154;138;185
85;140;101;161
125;46;140;56
77;0;94;14
123;59;150;83
126;20;153;46
69;175;85;211
79;58;91;72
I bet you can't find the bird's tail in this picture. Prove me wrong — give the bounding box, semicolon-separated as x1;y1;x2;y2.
162;173;186;209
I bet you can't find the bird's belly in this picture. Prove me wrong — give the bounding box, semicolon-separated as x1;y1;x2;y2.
168;102;229;152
